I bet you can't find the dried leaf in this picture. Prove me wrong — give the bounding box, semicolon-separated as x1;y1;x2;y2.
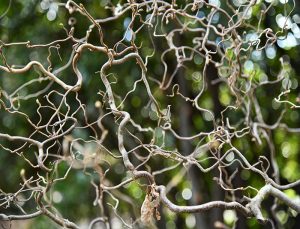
141;194;154;224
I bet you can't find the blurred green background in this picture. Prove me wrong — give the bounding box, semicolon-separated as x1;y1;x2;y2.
1;0;300;228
